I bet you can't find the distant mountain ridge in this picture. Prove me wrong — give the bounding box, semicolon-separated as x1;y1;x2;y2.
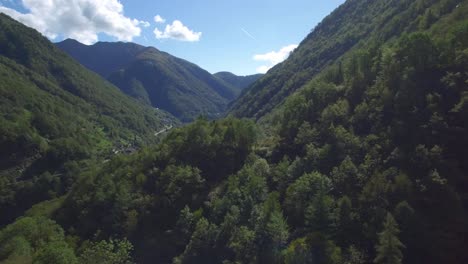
57;40;257;121
214;71;263;91
57;39;146;77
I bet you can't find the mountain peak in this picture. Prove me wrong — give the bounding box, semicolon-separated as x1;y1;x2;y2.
60;38;83;44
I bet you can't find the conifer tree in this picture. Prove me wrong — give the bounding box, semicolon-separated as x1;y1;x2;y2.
374;213;405;264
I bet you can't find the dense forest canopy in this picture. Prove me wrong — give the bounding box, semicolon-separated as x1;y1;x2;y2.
1;0;468;263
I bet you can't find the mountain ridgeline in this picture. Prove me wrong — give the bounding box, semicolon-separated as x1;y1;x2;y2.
57;40;260;122
55;39;147;78
230;0;467;120
214;71;264;91
1;0;468;264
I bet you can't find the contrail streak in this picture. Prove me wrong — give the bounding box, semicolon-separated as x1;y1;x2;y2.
241;27;256;40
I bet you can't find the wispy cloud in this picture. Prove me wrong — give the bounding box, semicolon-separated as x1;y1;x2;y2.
135;20;150;28
240;27;256;40
253;44;298;73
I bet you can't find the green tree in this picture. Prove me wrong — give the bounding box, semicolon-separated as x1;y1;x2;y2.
176;206;197;240
284;172;332;226
374;213;405;264
34;241;78;264
0;217;77;263
335;196;355;246
305;191;334;234
330;156;360;196
79;238;134;264
174;218;219;264
258;193;289;263
344;245;367;264
283;238;312;264
228;226;257;263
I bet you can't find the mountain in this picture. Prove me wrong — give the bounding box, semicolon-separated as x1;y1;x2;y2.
56;39;146;78
0;13;176;225
57;40;239;122
2;1;468;264
230;0;467;119
214;71;263;91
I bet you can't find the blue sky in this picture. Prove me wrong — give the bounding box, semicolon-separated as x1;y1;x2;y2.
0;0;345;75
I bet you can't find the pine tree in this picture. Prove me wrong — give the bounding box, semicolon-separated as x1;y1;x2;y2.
374;213;405;264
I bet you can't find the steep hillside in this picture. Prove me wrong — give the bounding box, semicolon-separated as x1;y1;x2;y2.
57;40;238;121
230;0;466;119
214;71;263;91
1;1;468;264
0;13;176;225
53;1;466;263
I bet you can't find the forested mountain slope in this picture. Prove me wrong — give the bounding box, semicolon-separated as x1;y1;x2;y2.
57;40;239;122
1;1;468;264
214;71;264;91
230;0;467;119
56;39;146;78
0;13;176;225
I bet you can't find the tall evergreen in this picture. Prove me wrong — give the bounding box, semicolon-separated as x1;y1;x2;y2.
374;213;405;264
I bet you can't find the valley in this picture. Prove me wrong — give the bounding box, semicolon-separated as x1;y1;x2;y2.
56;39;262;122
1;0;468;263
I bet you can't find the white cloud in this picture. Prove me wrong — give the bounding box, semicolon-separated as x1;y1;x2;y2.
154;15;165;23
154;20;201;42
0;0;142;44
135;19;150;28
253;44;298;73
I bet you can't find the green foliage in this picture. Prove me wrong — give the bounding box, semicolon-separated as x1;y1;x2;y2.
0;217;76;263
174;217;219;264
51;118;257;262
227;226;257;263
283;237;311;264
2;1;468;264
284;172;332;226
257;193;289;263
78;238;134;264
34;241;78;264
374;213;405;264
